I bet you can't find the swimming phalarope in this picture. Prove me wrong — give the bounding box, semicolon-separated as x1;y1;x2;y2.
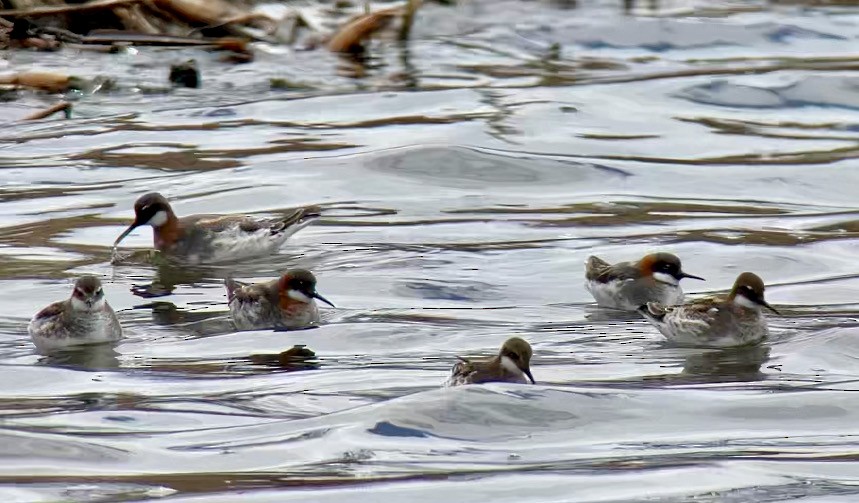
445;337;535;386
28;276;122;352
113;192;320;264
585;252;704;310
225;269;334;331
638;272;778;347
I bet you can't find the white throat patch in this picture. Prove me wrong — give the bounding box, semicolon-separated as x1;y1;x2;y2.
500;355;523;377
71;296;105;312
287;289;312;303
148;210;168;227
735;294;759;310
653;272;679;286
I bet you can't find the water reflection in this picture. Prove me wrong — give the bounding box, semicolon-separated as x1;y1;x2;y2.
680;345;771;383
249;345;320;371
128;262;211;298
37;344;121;370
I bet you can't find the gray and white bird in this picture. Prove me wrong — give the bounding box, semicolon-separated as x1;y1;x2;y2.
113;192;320;264
28;276;122;352
585;252;704;311
445;337;535;387
638;272;779;348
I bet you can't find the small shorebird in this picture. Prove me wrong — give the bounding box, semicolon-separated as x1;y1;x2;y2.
445;337;535;387
28;276;122;352
225;269;334;330
585;252;704;310
638;272;779;347
113;192;320;264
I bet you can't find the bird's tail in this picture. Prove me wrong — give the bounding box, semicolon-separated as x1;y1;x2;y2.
224;277;245;303
637;302;667;322
272;205;322;235
585;255;610;280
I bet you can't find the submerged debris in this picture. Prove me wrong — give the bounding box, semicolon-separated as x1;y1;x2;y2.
168;59;200;88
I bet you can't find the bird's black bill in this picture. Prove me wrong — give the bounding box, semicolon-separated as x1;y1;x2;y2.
761;301;780;315
679;272;705;281
113;222;140;248
524;368;535;384
313;292;336;308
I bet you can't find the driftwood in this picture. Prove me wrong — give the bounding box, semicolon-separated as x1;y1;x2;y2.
0;0;145;18
0;71;73;92
0;0;427;96
22;101;72;120
327;6;403;53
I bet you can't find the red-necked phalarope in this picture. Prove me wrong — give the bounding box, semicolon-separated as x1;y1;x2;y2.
113;192;320;264
225;269;334;331
28;276;122;352
585;252;704;311
445;337;535;387
638;272;779;348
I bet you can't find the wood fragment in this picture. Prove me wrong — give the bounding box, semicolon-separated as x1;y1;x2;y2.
113;4;162;34
22;101;71;121
327;6;402;53
151;0;238;26
0;0;145;18
212;37;250;53
82;30;213;45
0;71;71;92
398;0;422;41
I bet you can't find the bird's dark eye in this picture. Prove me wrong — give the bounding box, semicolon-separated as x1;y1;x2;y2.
506;352;519;362
737;286;757;299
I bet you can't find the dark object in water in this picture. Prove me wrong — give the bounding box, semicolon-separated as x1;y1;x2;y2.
169;59;199;88
250;345;318;370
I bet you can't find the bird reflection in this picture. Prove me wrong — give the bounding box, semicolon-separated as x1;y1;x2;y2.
249;345;320;371
681;345;770;383
639;345;770;386
144;300;233;337
38;343;120;370
584;305;644;322
129;261;210;299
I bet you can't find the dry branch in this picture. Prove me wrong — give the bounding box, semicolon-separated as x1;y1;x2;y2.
22;101;71;120
0;71;72;92
327;6;402;53
0;0;145;18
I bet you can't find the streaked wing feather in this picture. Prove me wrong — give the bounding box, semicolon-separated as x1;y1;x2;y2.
665;297;726;337
32;301;65;321
192;215;271;233
596;264;640;283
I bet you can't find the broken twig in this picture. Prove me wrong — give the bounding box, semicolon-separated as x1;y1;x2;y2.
0;72;73;92
22;101;72;121
399;0;422;41
327;6;402;53
0;0;145;18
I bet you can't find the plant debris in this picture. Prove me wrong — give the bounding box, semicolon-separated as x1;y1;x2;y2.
168;59;200;88
22;100;71;120
0;71;78;92
0;0;427;113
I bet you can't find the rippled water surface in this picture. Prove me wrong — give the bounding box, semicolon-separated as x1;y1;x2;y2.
3;0;859;501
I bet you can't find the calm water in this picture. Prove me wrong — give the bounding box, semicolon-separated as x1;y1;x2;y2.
2;0;859;501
